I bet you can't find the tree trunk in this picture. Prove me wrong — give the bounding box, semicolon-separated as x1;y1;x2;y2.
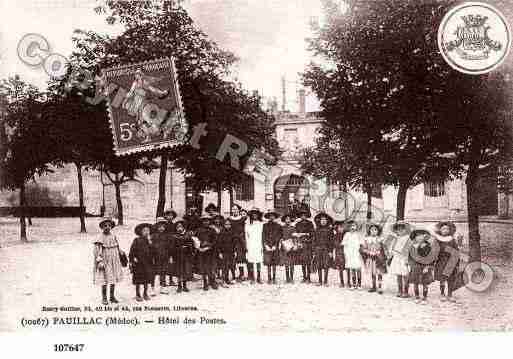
75;162;86;233
229;185;234;211
366;184;372;220
114;181;124;226
216;182;222;214
19;181;27;242
396;182;408;221
156;154;168;218
466;159;482;262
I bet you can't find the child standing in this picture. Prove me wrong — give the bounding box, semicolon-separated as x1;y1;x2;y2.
152;217;171;294
172;221;195;293
281;214;297;284
343;220;364;290
388;221;412;298
295;209;315;283
409;229;435;304
245;208;264;284
129;223;155;302
332;221;349;288
93;217;124;305
363;224;387;294
434;221;462;303
217;219;237;285
263;211;283;284
229;205;247;282
313;212;334;286
195;217;219;291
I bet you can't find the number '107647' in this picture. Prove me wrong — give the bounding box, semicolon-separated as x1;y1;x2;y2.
54;344;85;352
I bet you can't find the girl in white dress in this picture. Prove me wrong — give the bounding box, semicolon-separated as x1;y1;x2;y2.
343;220;364;290
388;222;412;298
245;208;264;284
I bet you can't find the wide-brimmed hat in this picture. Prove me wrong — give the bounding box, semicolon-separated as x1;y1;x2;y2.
205;203;218;213
200;216;212;223
264;210;280;220
391;221;411;234
99;217;116;229
366;223;383;236
163;209;177;218
314;212;333;225
153;217;168;231
134;223;152;236
281;213;295;223
344;219;362;230
174;220;186;230
212;214;224;222
434;221;456;236
247;207;262;219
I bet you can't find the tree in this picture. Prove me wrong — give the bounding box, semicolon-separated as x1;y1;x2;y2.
0;76;52;241
66;2;279;214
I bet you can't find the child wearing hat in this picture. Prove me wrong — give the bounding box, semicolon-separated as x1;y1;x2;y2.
245;208;264;284
152;217;172;294
295;209;315;283
210;215;226;286
263;211;283;284
129;223;155;302
343;220;364;290
363;223;387;294
93;218;124;305
433;221;463;303
172;221;195;293
388;221;412;298
409;229;436;304
313;212;334;286
332;221;349;288
229;204;247;282
281;214;297;283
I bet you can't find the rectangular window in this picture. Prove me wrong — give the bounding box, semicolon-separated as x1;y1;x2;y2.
235;174;255;201
283;128;298;151
424;180;445;197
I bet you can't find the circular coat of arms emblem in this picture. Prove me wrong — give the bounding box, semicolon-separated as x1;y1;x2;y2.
438;2;511;75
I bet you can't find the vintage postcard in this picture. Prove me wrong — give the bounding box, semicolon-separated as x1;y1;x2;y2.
1;0;513;353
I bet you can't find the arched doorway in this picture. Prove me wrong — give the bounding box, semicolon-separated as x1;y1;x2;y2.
274;174;310;215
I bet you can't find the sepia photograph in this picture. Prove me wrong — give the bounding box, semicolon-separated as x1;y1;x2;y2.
1;0;513;351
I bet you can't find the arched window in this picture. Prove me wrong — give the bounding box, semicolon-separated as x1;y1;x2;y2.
424;180;446;197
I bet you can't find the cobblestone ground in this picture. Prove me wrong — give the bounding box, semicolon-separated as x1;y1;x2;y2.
1;218;512;333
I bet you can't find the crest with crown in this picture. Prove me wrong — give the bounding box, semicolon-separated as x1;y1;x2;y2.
461;14;488;28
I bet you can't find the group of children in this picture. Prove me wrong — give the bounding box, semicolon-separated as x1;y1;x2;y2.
93;204;463;305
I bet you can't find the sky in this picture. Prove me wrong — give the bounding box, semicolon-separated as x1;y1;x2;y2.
0;0;325;112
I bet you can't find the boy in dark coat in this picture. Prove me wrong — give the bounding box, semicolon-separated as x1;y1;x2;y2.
172;221;195;293
295;209;315;283
313;212;334;286
195;217;219;290
129;223;155;302
263;211;283;284
217;219;237;285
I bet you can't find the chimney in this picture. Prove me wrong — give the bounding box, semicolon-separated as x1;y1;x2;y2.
299;88;306;115
281;75;286;111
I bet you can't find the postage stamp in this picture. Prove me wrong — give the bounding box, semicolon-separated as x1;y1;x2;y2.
102;58;187;156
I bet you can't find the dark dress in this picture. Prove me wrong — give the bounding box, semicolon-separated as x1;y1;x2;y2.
172;231;194;281
434;236;459;282
129;236;155;285
196;226;217;276
313;226;334;270
152;232;171;276
184;214;201;232
217;228;236;271
409;237;435;285
281;224;297;266
332;232;346;270
229;216;247;264
295;219;315;264
263;221;282;266
165;221;176;235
